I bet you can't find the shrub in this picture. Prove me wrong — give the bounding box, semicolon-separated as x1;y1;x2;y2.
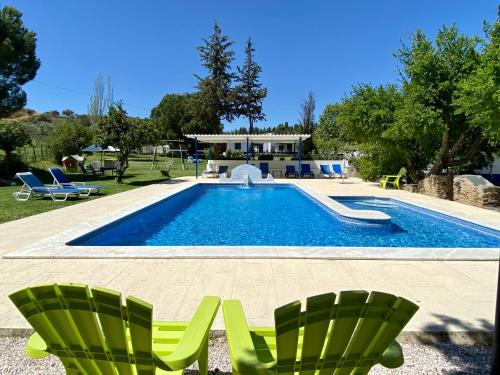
257;153;273;160
358;156;380;181
0;120;31;160
48;122;93;164
224;149;245;160
204;147;215;160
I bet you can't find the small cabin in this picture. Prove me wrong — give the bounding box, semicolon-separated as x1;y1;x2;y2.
61;155;85;172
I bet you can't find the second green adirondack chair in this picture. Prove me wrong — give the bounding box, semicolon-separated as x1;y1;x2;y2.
223;291;418;375
380;167;406;190
9;283;220;375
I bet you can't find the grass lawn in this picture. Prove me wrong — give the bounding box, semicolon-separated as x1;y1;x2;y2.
0;155;195;224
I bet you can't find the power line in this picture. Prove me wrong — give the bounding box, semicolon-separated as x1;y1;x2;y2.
32;79;151;113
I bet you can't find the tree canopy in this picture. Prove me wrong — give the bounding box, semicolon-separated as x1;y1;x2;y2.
0;6;40;117
0;119;30;159
315;14;499;182
234;38;267;134
47;120;93;164
98;103;159;182
195;22;236;131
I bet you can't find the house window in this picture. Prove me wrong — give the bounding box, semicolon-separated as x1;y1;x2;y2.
235;143;241;150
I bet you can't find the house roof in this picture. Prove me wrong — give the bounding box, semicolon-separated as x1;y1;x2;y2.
61;154;85;162
185;134;311;143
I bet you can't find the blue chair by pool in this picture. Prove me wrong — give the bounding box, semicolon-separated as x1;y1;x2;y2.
259;162;270;177
332;164;347;181
218;165;228;175
300;163;314;178
285;165;298;178
320;164;335;178
13;172;82;202
49;167;103;196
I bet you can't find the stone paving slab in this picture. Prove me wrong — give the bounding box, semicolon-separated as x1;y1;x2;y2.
0;177;498;334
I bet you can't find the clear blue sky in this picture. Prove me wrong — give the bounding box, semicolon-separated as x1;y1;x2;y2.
5;0;499;130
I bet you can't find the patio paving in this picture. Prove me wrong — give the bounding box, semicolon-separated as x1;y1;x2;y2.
0;177;498;336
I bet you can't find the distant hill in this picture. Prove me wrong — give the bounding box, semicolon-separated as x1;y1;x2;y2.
4;108;38;121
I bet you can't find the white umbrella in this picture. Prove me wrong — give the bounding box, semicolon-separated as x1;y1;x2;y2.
82;144;104;153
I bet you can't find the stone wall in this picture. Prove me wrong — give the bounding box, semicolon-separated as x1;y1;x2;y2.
418;175;454;200
453;175;500;208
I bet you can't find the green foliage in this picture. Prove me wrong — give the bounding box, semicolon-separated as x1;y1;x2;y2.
0;120;31;159
62;109;75;117
98;103;159;182
317;14;499;183
257;153;273;160
314;103;345;159
196;22;236;130
395;25;489;176
454;18;500;144
150;93;195;139
0;6;40;117
222;149;245;160
204;147;215;160
356;144;407;181
234;38;267;133
47;121;93;164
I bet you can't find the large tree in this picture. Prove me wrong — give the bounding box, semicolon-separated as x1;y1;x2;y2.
98;103;158;182
150;93;195;139
335;84;415;181
0;119;30;160
396;25;492;176
234;38;267;134
314;103;345;159
195;22;236;131
0;6;40;117
454;16;500;146
298;91;317;156
47;120;93;164
150;92;222;137
88;74;113;126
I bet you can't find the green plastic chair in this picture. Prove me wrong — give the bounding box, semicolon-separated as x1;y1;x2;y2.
9;283;220;375
380;167;406;190
223;291;418;375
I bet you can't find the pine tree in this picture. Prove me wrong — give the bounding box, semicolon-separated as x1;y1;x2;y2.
234;38;267;134
196;23;236;131
0;6;40;117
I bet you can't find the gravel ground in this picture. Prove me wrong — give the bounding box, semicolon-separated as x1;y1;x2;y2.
0;336;492;374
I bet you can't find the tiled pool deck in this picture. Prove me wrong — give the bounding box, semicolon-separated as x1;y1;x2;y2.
0;177;498;336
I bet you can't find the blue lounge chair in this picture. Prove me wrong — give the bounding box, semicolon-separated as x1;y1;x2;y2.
202;164;228;178
320;164;335;178
218;165;228;175
301;163;314;178
13;172;82;202
49;167;103;196
332;164;347;181
285;165;298;178
259;162;269;177
187;155;202;163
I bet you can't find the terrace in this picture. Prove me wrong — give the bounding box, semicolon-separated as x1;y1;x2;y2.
1;177;498;332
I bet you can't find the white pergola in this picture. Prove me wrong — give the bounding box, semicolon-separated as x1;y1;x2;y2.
185;133;311;178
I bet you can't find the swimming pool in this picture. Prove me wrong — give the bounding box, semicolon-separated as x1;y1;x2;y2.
69;184;500;248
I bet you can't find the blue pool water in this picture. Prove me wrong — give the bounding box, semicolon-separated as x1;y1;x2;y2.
69;184;500;248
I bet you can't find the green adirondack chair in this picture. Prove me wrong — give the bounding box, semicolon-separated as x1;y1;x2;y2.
379;167;406;190
223;291;418;375
9;283;220;375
